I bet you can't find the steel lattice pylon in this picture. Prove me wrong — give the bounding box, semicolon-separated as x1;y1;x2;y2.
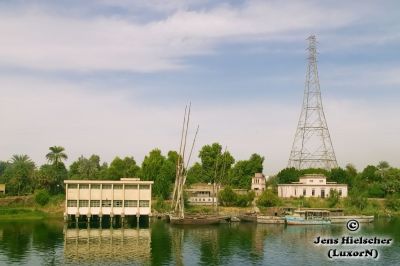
288;35;338;170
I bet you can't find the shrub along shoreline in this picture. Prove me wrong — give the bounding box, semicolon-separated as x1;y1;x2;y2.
0;195;64;220
1;195;399;221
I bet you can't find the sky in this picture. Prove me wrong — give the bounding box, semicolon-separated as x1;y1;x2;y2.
0;0;399;175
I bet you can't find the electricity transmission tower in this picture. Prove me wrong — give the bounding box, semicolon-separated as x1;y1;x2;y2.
288;35;338;170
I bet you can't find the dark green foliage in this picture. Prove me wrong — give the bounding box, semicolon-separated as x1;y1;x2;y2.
229;154;264;189
69;155;103;180
46;146;68;166
1;155;35;195
36;164;67;194
256;190;281;207
218;187;237;206
153;196;168;213
347;189;368;210
367;183;385;198
327;190;340;208
361;165;380;181
34;189;50;206
276;167;301;184
186;162;203;185
385;195;400;211
218;187;254;207
329;168;348;184
301;168;329;176
108;156;140;180
235;191;255;207
198;143;235;184
139;149;176;199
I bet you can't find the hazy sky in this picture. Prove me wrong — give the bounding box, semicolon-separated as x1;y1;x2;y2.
0;0;399;175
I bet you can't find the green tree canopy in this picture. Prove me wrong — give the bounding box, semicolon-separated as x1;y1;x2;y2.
229;153;264;189
69;155;104;180
139;149;176;199
186;162;203;185
361;165;380;181
108;156;140;180
36;163;68;194
198;143;235;184
276;167;301;184
46;146;68;166
2;155;36;195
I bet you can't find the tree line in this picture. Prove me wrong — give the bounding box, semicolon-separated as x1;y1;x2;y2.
0;143;264;199
2;143;398;203
269;161;400;199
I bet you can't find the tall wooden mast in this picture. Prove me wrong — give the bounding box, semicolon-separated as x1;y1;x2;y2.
171;104;199;218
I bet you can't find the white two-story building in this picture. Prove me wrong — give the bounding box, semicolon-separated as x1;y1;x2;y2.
64;178;153;221
278;174;348;198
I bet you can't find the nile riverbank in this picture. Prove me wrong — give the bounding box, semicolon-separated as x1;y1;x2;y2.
0;195;64;220
1;195;399;221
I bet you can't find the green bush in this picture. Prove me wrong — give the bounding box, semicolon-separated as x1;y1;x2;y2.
34;189;50;206
385;195;400;211
367;183;385;198
153;196;168;212
327;190;340;208
256;190;281;207
218;187;237;206
236;191;255;207
347;194;368;210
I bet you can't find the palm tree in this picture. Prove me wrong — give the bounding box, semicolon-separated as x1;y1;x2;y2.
9;154;35;195
46;146;68;166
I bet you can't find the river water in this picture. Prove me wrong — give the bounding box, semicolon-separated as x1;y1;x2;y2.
0;218;399;265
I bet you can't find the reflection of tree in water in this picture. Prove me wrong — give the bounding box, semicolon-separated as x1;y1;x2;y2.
151;220;172;266
0;220;64;264
32;221;64;265
170;226;185;266
0;222;32;263
180;223;275;265
364;217;400;240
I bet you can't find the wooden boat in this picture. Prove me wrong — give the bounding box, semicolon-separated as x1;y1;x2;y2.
285;209;331;225
330;215;374;224
257;215;285;224
238;213;257;223
169;214;221;225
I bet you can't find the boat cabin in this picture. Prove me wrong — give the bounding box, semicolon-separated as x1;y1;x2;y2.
293;209;330;220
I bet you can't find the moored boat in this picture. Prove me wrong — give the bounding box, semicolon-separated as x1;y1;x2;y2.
238;213;257;223
169;214;221;225
257;215;285;224
285;209;331;225
330;215;374;224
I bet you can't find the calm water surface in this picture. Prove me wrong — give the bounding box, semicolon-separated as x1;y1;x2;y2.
0;218;399;265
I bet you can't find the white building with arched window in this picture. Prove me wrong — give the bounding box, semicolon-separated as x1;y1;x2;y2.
251;173;267;196
278;174;347;198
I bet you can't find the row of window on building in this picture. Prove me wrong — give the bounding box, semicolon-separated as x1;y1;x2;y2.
294;188;342;197
67;184;150;190
67;200;150;208
192;198;213;202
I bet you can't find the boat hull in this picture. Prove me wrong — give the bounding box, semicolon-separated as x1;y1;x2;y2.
257;216;285;224
330;216;374;224
238;214;257;223
169;215;221;225
285;216;331;225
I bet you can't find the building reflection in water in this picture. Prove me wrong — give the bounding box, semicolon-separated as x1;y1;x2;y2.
169;223;284;265
63;224;151;265
63;221;286;265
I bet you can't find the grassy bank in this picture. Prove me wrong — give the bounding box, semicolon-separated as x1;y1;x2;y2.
277;197;400;217
0;195;64;220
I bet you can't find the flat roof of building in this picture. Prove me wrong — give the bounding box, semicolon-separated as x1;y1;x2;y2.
278;184;347;187
300;174;327;178
64;178;153;184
